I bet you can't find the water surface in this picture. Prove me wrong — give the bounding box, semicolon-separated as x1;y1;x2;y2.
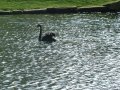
0;13;120;90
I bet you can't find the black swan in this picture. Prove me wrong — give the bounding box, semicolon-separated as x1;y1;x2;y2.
37;24;56;43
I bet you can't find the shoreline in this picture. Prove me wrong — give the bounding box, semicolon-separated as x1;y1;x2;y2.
0;1;120;15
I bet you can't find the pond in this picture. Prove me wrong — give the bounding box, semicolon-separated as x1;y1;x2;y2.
0;13;120;90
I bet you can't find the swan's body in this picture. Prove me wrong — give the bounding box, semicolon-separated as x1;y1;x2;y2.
37;24;56;43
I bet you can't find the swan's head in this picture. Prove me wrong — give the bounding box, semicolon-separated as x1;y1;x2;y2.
37;24;42;28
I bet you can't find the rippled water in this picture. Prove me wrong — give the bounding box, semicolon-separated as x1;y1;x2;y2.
0;13;120;90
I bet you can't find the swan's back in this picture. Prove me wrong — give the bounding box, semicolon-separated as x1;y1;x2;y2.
42;32;56;43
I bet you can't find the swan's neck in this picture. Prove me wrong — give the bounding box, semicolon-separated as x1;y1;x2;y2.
39;26;42;41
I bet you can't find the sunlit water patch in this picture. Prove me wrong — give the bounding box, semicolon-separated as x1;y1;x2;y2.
0;13;120;90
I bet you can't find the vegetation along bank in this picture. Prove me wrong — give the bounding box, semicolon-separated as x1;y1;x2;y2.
0;0;120;15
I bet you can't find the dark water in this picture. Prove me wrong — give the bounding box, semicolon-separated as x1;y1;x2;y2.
0;13;120;90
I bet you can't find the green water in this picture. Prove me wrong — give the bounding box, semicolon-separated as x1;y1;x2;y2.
0;13;120;90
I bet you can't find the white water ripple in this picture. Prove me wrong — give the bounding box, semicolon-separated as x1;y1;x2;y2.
0;13;120;90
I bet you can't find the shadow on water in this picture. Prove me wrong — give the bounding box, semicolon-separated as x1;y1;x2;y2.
0;13;120;89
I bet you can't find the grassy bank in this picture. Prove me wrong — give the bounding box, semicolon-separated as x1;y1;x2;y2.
0;0;120;11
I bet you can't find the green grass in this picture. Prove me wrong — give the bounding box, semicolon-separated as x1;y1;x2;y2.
0;0;120;10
